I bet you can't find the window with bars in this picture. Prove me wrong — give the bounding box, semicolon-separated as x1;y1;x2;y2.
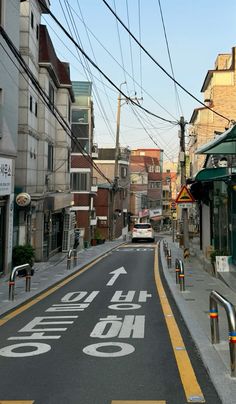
70;172;90;191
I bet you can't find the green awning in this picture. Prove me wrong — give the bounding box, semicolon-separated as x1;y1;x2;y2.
195;167;229;182
196;124;236;154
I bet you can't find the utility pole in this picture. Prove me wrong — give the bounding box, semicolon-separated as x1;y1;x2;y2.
111;83;142;240
179;116;189;250
111;82;126;240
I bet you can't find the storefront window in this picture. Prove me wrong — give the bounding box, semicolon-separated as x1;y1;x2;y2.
212;181;229;253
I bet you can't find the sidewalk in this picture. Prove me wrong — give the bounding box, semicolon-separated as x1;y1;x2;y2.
160;234;236;404
1;236;236;402
0;240;124;317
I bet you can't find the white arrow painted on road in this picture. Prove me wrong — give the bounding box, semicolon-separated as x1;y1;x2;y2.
107;267;127;286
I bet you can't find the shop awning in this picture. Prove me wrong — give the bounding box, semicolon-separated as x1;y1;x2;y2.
195;167;229;182
196;124;236;154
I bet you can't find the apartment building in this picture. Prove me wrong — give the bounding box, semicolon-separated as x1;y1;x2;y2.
15;0;74;261
188;47;236;176
95;147;130;240
0;0;21;274
130;149;163;228
70;81;97;244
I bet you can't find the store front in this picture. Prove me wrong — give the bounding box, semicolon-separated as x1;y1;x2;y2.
0;200;6;274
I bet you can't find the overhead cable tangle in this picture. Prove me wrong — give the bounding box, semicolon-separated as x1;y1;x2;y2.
0;26;112;184
49;1;177;121
101;0;231;124
38;0;176;125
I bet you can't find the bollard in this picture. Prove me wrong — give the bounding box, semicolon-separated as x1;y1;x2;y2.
167;249;172;268
175;258;180;284
178;259;185;291
67;249;72;270
9;263;32;301
210;290;236;377
73;249;77;267
67;249;78;270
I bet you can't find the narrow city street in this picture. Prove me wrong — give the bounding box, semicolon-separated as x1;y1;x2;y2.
0;242;221;404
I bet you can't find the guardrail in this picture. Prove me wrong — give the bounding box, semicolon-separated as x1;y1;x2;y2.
209;290;236;377
9;263;32;301
67;249;78;270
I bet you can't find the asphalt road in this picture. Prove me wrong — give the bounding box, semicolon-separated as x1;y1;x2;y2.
0;242;221;404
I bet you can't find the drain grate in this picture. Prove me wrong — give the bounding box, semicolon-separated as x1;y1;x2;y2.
184;298;196;301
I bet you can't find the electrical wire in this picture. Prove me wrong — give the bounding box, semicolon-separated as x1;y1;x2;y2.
157;0;183;117
46;1;178;122
101;0;231;125
0;26;113;184
38;0;176;125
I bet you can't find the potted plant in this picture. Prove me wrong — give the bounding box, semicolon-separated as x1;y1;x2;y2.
12;244;35;276
95;228;105;244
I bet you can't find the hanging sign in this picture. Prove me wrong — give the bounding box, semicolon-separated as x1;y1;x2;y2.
16;192;31;207
175;185;195;203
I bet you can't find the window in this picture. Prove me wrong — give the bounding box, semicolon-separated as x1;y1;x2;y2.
36;24;39;40
71;123;89;153
149;181;161;189
49;82;54;109
29;95;33;112
0;89;2;138
71;172;90;191
148;165;154;173
48;144;54;172
35;101;38;117
31;11;34;29
121;166;127;178
0;0;3;26
155;165;160;173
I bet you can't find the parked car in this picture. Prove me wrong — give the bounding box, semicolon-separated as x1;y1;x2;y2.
131;223;155;243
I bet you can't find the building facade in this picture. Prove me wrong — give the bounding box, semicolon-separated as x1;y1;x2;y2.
0;0;21;274
95;147;130;240
15;0;74;261
130;149;163;229
70;81;97;244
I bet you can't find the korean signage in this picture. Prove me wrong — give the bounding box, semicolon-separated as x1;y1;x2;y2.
149;208;162;218
0;158;12;195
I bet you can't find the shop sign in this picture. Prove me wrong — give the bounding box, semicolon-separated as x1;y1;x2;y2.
16;192;31;207
149;208;162;218
138;209;149;218
0;158;12;196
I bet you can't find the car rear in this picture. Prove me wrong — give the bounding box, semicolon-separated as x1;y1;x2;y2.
131;223;154;243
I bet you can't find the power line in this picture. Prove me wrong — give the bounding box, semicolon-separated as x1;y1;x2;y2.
46;1;178;122
157;0;183;117
0;25;112;185
101;0;231;125
38;0;176;125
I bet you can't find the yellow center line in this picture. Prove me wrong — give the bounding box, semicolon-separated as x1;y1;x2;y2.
154;246;205;403
0;254;106;326
111;402;166;404
0;401;34;403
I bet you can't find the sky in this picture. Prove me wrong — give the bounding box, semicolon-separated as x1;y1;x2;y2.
43;1;236;162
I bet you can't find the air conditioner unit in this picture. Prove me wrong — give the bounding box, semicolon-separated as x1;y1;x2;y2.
62;210;76;252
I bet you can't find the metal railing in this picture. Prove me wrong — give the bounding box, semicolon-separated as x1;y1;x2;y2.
209;290;236;377
175;258;185;291
67;249;78;270
9;264;32;301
